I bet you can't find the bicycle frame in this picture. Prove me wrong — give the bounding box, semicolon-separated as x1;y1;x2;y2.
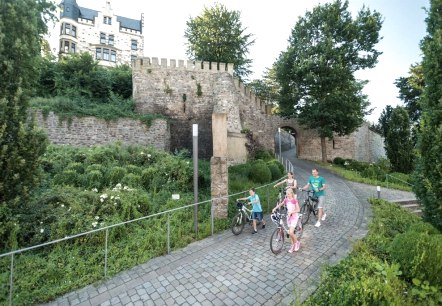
298;189;319;225
231;201;254;235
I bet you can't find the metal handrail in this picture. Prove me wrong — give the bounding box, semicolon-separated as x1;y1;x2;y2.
0;179;281;306
385;173;414;187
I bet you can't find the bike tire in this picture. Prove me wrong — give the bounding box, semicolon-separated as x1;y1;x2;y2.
295;218;303;240
300;202;311;226
231;212;245;235
270;227;285;254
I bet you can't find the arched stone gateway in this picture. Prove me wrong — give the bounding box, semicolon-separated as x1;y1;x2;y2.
132;57;385;165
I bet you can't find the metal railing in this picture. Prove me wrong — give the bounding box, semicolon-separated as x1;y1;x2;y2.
0;179;284;306
385;174;414;189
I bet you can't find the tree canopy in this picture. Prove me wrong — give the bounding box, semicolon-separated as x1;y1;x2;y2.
275;0;382;161
184;3;255;81
0;0;55;248
414;0;442;230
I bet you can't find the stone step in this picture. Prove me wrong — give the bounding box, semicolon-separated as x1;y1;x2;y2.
391;199;421;216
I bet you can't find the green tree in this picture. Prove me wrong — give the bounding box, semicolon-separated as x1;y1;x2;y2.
384;107;413;173
275;0;382;162
414;0;442;230
395;63;424;145
377;105;394;138
184;3;255;81
248;66;280;110
0;0;54;249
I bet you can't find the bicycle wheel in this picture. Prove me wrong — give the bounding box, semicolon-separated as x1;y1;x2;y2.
295;218;303;240
270;227;285;254
300;202;311;226
231;212;245;235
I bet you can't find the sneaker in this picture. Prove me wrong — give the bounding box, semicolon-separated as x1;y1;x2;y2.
288;245;295;253
315;221;321;227
262;224;266;229
252;230;258;234
321;213;327;221
294;241;301;252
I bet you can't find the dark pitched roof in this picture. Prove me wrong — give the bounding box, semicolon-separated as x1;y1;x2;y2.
117;15;142;32
78;6;98;21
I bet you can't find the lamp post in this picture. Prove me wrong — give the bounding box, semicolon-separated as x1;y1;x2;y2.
193;124;198;235
278;127;282;160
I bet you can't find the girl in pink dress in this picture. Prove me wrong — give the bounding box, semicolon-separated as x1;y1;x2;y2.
272;188;301;252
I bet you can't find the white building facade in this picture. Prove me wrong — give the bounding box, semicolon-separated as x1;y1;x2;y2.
53;0;144;67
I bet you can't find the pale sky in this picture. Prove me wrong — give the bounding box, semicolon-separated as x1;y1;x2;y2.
58;0;428;123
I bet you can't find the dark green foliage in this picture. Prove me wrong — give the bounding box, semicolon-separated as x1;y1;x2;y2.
333;157;345;166
267;162;282;181
0;0;55;249
254;149;273;161
248;160;272;183
275;0;382;162
389;228;442;286
383;106;414;173
184;3;255;81
304;198;441;305
414;0;442;231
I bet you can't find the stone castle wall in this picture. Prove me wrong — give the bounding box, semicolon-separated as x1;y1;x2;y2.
34;111;170;150
132;56;385;163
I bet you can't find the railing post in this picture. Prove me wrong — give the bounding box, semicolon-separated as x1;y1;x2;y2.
167;215;171;254
9;253;14;306
104;228;109;278
211;200;214;236
267;185;270;213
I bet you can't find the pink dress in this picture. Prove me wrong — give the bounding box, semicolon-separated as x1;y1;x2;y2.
284;197;299;227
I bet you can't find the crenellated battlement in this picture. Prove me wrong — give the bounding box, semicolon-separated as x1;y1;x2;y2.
133;57;234;75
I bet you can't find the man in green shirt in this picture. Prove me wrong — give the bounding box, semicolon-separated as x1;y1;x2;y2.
303;168;327;227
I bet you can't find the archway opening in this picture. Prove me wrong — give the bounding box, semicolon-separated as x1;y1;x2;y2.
274;126;297;159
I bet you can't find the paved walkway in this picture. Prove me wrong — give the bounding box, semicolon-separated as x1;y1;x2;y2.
42;155;416;306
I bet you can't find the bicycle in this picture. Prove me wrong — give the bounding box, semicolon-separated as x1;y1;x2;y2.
298;188;319;226
231;200;254;235
269;211;303;254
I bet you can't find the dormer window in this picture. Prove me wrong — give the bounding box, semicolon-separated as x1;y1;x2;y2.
103;16;112;25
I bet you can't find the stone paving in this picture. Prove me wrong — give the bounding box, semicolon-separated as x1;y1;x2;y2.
42;155;416;306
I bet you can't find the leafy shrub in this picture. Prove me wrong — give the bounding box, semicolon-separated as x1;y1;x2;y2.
267;162;282;181
84;170;103;189
267;159;284;174
333;156;345;165
65;162;84;174
248;160;271;183
121;173;142;188
304;254;407;305
53;170;81;187
254;149;273;161
229;163;251;178
107;166;127;186
389;228;442;286
361;165;387;181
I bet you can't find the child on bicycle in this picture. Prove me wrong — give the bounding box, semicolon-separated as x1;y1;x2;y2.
273;171;297;191
238;188;266;234
272;188;301;252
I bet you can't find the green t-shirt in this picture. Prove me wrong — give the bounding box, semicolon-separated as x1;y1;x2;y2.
308;176;326;196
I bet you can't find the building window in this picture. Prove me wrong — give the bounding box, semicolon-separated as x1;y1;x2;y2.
64;40;70;53
100;32;106;44
111;50;116;62
108;35;114;46
131;55;137;62
131;39;137;50
65;23;71;35
71;42;76;53
96;48;102;60
71;25;76;37
103;16;112;25
103;48;109;61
